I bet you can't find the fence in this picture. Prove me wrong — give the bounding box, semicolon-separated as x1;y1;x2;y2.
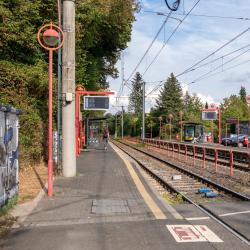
124;137;250;178
0;104;21;207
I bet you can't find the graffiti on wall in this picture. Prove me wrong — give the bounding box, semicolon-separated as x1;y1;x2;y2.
0;106;20;207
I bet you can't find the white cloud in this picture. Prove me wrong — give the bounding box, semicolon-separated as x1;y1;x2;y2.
108;0;250;111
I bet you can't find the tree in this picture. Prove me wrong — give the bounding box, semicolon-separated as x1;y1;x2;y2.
154;73;183;121
76;0;137;90
183;92;203;122
128;72;144;115
0;0;136;165
221;95;248;120
205;101;208;109
239;86;247;104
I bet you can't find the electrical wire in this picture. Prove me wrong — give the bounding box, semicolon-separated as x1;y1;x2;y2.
185;59;250;87
177;27;250;77
184;48;250;86
144;10;250;21
125;12;172;85
146;27;250;96
141;0;201;77
190;44;250;71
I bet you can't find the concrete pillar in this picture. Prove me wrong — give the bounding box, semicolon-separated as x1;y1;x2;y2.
62;0;76;177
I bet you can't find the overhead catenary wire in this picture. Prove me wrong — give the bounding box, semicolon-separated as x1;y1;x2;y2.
141;0;201;77
146;27;250;96
125;11;173;85
189;44;250;71
186;59;250;87
144;10;250;21
184;48;250;86
177;27;250;77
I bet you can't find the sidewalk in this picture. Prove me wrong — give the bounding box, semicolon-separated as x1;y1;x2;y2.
0;143;249;250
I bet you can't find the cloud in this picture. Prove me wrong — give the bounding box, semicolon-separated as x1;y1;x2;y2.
108;0;250;112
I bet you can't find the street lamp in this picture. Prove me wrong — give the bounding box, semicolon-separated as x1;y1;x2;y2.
37;23;64;197
169;114;173;141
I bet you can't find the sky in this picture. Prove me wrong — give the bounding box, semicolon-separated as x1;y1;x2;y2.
108;0;250;113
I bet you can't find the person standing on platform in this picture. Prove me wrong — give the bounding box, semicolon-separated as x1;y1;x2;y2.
102;127;109;151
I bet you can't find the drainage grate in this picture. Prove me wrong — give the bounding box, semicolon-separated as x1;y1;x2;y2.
91;199;130;214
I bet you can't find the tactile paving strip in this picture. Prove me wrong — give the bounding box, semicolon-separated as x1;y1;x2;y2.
91;199;131;214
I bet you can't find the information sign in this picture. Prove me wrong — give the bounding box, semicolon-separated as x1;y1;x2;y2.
202;111;217;120
84;96;109;110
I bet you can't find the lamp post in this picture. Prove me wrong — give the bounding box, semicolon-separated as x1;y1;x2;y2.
37;23;64;197
169;114;173;141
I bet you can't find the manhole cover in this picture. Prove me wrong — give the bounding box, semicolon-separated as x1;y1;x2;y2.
91;199;130;214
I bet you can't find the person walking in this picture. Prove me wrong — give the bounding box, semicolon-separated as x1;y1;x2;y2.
102;127;109;151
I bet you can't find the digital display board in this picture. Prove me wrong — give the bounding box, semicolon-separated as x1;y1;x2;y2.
202;111;217;120
84;96;109;110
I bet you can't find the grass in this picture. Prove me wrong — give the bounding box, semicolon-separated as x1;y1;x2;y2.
0;195;18;238
162;192;184;204
0;195;18;217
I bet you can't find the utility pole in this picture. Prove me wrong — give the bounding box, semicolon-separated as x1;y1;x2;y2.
142;81;145;140
121;106;124;139
57;0;62;169
62;0;76;177
115;114;117;138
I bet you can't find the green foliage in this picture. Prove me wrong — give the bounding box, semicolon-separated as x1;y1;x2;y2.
221;94;248;120
129;72;144;115
154;73;183;119
76;0;135;89
0;0;136;166
183;91;203;123
0;195;18;216
239;86;247;104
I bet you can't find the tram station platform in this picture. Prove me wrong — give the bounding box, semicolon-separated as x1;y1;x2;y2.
0;142;249;249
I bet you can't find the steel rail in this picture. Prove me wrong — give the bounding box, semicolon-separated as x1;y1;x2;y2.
113;139;250;201
112;139;250;246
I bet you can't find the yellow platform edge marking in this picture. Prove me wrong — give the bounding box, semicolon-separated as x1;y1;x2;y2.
110;142;167;220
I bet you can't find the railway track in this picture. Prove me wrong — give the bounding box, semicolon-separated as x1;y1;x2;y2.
112;139;250;202
126;138;250;196
112;139;250;246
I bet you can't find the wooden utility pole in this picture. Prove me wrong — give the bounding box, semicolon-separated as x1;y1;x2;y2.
62;0;76;177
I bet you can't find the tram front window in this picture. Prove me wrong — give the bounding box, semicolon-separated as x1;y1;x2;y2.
185;126;195;141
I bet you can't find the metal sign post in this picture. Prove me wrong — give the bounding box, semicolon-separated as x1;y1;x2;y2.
75;87;114;156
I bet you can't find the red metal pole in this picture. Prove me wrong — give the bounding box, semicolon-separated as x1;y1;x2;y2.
218;108;221;144
237;117;240;146
214;149;218;172
193;145;196;166
185;145;187;161
230;150;234;176
203;147;206;169
178;144;180;160
48;49;53;197
172;143;174;160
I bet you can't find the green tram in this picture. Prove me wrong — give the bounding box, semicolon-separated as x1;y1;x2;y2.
183;122;205;142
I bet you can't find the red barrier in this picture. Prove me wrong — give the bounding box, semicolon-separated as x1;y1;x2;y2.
249;152;250;169
214;149;218;172
203;147;206;169
230;150;234;176
193;145;196;166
